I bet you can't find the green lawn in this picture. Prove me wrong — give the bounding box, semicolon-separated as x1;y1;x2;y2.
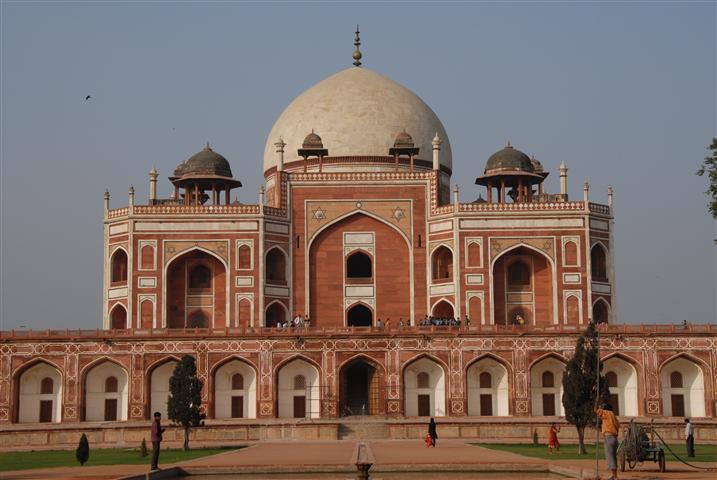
475;443;717;463
0;447;236;471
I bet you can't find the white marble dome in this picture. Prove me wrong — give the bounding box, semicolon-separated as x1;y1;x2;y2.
263;67;452;173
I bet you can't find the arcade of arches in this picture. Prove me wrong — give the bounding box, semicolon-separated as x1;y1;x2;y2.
9;350;712;424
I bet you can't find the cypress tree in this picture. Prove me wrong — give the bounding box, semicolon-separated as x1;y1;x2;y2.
75;433;90;466
167;355;204;451
562;321;609;454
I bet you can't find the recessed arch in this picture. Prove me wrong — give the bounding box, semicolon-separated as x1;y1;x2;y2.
81;358;129;422
431;244;454;283
338;354;385;416
590;242;608;282
530;354;566;416
346;250;373;279
110;247;128;283
602;355;638;416
109;303;128;330
308;211;412;327
275;357;321;419
145;356;181;420
265;300;288;328
347;302;373;327
402;354;447;417
15;360;63;423
592;298;610;324
490;242;557;326
164;247;228;329
212;357;257;419
265;246;288;285
431;298;455;319
466;354;511;416
659;354;706;417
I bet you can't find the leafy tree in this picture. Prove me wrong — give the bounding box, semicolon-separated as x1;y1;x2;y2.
167;355;204;451
562;322;609;454
697;138;717;219
75;433;90;466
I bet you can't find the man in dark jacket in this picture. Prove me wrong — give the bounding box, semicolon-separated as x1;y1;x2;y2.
428;417;438;447
151;411;166;470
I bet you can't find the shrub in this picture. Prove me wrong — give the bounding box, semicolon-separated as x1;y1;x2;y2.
75;433;90;466
533;429;539;446
140;438;148;457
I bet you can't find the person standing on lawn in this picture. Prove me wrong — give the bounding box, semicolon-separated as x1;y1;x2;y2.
150;411;166;471
595;402;620;480
685;418;695;457
548;423;561;454
428;417;438;447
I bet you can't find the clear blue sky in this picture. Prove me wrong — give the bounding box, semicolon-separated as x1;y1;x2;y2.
1;2;715;329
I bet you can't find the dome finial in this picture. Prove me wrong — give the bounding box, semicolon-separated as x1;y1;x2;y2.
506;139;512;148
352;25;362;67
204;141;211;151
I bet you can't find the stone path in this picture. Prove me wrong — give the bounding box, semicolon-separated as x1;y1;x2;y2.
1;440;714;480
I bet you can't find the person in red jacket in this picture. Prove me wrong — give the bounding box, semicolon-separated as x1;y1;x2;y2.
548;423;561;454
150;411;166;471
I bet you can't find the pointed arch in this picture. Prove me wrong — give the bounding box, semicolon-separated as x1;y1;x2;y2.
338;354;386;416
109;303;128;330
275;355;321;419
81;358;129;421
211;356;258;419
346;302;374;327
265;299;288;328
146;356;181;420
265;246;288;285
346;249;373;279
431;298;455;318
162;246;230;328
601;354;639;416
590;241;608;282
402;353;447;417
110;246;128;284
592;298;610;324
490;242;558;325
307;210;411;250
529;353;566;416
466;353;511;416
659;353;707;417
14;359;63;423
430;244;454;283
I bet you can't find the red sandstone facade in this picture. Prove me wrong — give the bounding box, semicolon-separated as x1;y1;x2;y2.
1;51;715;432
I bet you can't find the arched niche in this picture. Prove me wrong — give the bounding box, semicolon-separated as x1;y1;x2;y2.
265;247;287;285
403;357;446;417
431;246;453;283
149;360;178;419
660;357;706;417
276;358;320;419
84;361;129;421
466;357;509;416
17;362;63;423
591;243;608;282
111;248;128;284
347;303;373;327
110;304;128;330
214;359;257;419
602;356;638;416
265;301;288;328
530;356;565;416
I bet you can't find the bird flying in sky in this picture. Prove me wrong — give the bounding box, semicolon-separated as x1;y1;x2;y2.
85;95;91;101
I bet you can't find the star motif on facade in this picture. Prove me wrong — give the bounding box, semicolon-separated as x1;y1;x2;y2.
312;206;326;222
392;206;405;222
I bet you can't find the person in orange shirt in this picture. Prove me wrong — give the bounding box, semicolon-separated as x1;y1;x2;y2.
595;402;620;480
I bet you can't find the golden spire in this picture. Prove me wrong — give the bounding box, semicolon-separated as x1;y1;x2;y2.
352;25;362;67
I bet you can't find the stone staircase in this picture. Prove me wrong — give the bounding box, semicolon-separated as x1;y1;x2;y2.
338;419;390;439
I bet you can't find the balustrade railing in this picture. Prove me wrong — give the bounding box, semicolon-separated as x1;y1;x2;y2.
2;322;714;340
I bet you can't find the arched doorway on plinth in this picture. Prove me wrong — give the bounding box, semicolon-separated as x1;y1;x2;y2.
347;303;373;327
339;357;384;416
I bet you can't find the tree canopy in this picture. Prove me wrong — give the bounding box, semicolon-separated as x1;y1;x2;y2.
697;138;717;219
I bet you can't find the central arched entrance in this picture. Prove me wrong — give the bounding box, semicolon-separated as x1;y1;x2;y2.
347;303;372;327
340;358;383;416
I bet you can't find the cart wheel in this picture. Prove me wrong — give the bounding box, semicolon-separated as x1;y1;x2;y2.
618;450;626;472
658;450;666;472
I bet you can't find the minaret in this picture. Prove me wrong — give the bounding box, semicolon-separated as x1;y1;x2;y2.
432;132;442;171
559;161;568;196
275;137;286;172
583;180;590;202
103;190;110;216
453;184;460;212
128;185;135;207
607;185;614;208
352;25;362;67
148;167;158;203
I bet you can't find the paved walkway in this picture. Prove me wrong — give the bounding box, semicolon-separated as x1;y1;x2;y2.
1;440;715;480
